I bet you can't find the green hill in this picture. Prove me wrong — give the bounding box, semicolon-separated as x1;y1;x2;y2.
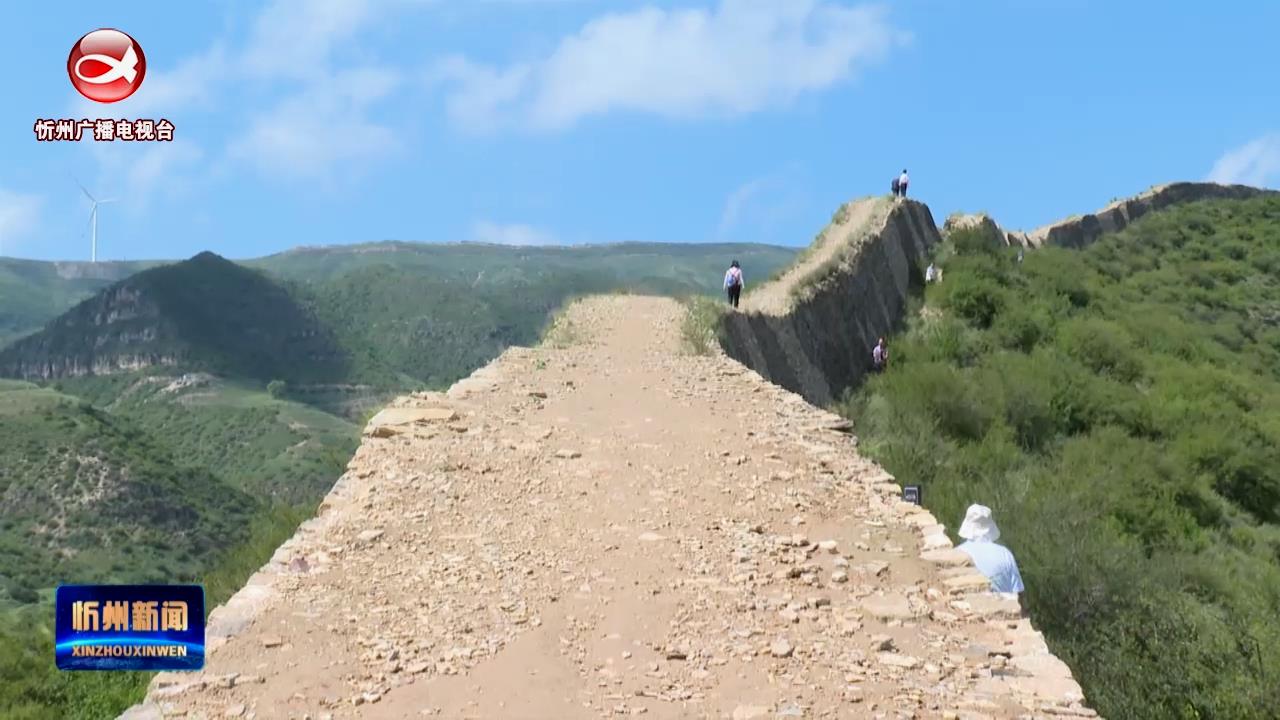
1;243;797;392
302;263;613;388
55;373;359;504
0;374;357;719
0;241;797;352
0;258;159;347
0;253;350;384
840;195;1280;718
248;240;795;289
0;381;259;606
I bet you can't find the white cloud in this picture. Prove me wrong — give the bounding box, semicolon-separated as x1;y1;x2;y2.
716;166;809;240
125;46;230;118
240;0;381;81
1208;133;1280;188
0;189;43;255
68;1;411;187
718;176;773;235
74;126;205;217
229;67;401;180
472;220;558;245
124;141;206;203
434;0;904;132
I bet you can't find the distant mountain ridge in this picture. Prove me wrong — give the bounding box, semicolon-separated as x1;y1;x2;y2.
0;241;798;351
0;253;349;383
0;243;799;391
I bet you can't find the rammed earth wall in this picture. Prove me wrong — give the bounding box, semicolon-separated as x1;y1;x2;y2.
721;182;1279;408
718;199;941;407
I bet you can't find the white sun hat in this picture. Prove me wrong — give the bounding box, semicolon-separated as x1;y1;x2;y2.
958;504;1001;543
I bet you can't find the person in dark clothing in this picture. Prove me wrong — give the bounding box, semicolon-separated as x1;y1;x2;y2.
891;176;901;197
724;260;744;308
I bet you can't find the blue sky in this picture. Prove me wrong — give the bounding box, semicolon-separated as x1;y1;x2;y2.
1;0;1277;261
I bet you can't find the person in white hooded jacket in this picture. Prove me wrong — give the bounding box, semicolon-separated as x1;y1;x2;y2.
955;504;1024;596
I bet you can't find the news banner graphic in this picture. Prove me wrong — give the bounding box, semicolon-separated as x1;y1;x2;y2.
35;28;173;143
55;585;205;671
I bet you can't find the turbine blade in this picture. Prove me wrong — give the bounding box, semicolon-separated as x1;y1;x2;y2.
73;177;95;203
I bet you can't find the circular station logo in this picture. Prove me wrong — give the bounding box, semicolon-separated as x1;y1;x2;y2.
67;29;146;103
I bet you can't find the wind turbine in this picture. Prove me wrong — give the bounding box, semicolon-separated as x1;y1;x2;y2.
76;180;115;263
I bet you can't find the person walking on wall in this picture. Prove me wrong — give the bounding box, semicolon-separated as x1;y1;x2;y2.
955;504;1025;597
891;175;901;197
872;337;889;373
898;169;910;199
724;260;744;308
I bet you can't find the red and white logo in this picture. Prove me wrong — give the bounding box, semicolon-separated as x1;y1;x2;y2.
67;29;146;103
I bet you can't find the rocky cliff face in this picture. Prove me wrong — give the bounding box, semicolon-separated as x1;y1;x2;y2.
719;199;941;407
0;284;178;379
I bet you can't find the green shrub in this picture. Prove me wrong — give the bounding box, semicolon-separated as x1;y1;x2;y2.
680;296;726;356
940;273;1005;328
992;302;1051;352
1057;317;1143;382
949;225;1004;256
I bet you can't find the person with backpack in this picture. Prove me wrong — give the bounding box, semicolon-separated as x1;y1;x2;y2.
898;169;909;198
872;337;889;372
724;260;744;308
891;175;901;197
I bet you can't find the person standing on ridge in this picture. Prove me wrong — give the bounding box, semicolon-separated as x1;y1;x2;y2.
898;169;910;199
872;337;888;372
724;260;744;308
955;504;1025;596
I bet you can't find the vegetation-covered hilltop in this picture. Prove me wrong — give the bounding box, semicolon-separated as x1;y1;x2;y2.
0;253;350;384
841;195;1280;718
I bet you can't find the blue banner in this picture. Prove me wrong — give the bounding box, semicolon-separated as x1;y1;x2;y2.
55;584;205;671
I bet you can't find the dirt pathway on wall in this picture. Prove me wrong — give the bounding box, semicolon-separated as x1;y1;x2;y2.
136;296;1092;720
743;198;891;316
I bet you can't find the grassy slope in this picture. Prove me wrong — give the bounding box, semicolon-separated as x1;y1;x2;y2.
0;375;357;719
840;196;1280;719
272;243;798;388
248;240;796;288
56;373;359;503
0;383;261;605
